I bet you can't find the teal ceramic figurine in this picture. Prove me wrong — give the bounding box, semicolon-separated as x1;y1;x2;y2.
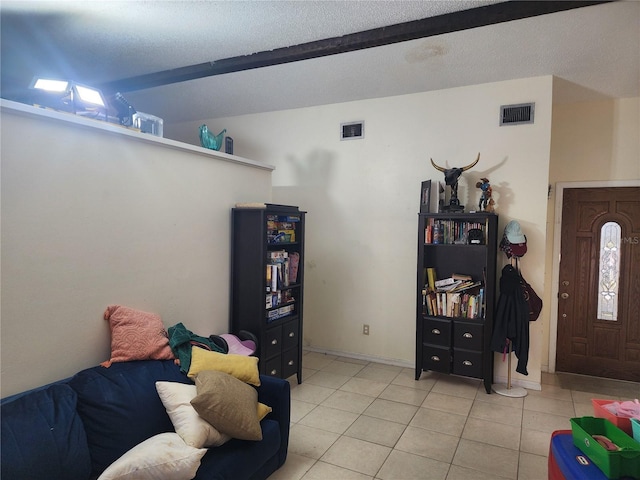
199;124;226;151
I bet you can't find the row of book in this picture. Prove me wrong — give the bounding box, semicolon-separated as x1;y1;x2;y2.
266;288;294;309
425;219;486;244
266;250;300;292
422;289;485;318
423;268;485;318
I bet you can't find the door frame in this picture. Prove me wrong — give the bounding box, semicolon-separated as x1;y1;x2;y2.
549;179;640;373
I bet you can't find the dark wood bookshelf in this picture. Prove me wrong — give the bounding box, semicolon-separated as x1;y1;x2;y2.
230;204;305;384
416;212;498;393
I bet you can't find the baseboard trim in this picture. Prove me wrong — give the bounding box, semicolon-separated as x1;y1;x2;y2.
303;346;413;369
303;347;543;391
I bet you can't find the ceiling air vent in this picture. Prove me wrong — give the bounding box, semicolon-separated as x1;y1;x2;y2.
500;103;534;126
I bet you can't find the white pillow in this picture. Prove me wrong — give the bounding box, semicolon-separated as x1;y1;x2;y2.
97;432;207;480
156;381;231;448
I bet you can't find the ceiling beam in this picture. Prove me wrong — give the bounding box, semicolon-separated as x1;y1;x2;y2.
100;0;612;93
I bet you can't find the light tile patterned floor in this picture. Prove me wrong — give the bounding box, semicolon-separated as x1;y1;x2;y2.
269;351;640;480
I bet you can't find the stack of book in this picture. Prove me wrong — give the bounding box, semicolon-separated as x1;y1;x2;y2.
267;304;295;323
422;270;485;319
267;214;301;244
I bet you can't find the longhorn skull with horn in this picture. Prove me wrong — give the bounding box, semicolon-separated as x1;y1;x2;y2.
430;153;480;212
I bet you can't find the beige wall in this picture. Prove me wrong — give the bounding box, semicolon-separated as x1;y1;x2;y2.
543;96;640;371
0;101;273;396
170;77;554;390
5;86;635;397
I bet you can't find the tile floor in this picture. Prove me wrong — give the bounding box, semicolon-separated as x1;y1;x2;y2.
270;351;640;480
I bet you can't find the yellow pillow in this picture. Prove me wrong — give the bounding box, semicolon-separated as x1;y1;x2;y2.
257;402;272;421
187;347;260;386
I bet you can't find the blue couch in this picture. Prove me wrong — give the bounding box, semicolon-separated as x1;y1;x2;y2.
1;360;290;480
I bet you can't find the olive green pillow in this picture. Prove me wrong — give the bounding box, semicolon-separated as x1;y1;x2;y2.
191;370;263;441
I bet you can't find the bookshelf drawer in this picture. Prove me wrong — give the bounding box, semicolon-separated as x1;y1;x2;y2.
423;317;451;347
264;355;282;377
452;349;483;378
282;319;299;351
265;325;282;359
422;345;451;374
453;322;483;351
282;348;299;379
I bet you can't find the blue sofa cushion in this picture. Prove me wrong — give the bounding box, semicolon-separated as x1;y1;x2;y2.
1;383;91;480
194;418;281;480
69;360;191;477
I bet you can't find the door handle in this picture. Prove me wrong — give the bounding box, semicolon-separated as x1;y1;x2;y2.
561;292;569;299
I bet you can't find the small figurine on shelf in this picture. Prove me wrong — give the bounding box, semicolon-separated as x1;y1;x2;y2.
199;124;227;151
476;177;495;212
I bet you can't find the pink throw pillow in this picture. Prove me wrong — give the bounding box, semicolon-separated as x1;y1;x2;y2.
101;305;175;367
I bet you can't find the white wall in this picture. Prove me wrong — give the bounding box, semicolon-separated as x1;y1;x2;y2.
169;77;554;390
0;101;273;396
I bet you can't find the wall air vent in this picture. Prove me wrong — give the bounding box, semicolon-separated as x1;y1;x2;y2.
341;121;364;140
500;103;535;126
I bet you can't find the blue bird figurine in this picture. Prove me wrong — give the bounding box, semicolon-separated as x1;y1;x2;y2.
199;124;226;151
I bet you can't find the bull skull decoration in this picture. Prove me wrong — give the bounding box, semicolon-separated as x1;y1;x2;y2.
430;153;480;212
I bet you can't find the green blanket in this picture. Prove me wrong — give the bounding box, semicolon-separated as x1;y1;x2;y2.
168;322;226;373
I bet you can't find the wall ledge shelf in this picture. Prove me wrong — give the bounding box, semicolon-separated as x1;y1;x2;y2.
1;99;275;172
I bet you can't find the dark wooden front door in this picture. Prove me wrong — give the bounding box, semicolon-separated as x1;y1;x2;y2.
556;187;640;382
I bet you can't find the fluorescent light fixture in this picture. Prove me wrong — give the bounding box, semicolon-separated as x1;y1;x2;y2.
74;85;105;107
29;77;107;116
33;78;69;92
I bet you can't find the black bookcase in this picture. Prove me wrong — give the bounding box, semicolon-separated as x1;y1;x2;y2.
415;212;498;393
231;204;305;384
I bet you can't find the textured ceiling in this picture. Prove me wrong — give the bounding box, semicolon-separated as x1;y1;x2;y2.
2;1;639;124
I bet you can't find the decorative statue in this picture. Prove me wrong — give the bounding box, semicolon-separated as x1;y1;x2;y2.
430;153;480;212
199;124;227;151
476;177;495;212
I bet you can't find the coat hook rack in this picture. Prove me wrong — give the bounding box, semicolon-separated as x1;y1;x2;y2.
493;257;527;397
491;221;527;397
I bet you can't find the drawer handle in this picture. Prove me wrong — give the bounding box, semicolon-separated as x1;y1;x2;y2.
288;360;294;366
463;332;473;339
463;360;473;366
288;332;295;337
270;369;278;375
432;328;441;335
271;339;278;345
430;355;440;362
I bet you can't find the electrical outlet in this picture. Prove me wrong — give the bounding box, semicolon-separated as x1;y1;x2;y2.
363;324;370;335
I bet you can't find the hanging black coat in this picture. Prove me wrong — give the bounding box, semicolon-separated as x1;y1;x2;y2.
490;264;530;375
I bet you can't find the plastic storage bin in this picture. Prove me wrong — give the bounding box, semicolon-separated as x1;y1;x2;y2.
571;416;640;479
592;399;634;436
132;111;163;137
549;430;609;480
632;418;640;443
